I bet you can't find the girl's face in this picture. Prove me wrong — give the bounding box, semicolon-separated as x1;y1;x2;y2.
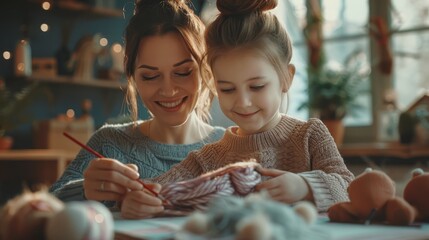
134;32;200;126
213;48;289;135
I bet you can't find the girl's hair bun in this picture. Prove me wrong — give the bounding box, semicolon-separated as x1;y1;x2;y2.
216;0;277;16
135;0;185;14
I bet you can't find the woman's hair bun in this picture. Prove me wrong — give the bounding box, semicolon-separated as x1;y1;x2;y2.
216;0;277;16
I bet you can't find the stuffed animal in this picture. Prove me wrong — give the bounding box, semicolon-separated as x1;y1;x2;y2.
0;188;114;240
327;168;417;226
180;192;320;240
403;168;429;222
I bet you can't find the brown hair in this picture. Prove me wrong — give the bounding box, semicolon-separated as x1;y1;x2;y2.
205;0;293;91
124;0;214;122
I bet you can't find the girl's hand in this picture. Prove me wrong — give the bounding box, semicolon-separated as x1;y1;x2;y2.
255;167;313;204
83;158;143;201
120;183;164;219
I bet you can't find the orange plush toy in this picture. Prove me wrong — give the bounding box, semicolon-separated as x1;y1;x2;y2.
328;168;416;226
403;168;429;222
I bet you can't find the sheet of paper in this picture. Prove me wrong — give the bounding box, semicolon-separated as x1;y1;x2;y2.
113;212;187;240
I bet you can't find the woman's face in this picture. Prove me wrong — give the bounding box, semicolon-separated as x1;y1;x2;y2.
134;32;200;126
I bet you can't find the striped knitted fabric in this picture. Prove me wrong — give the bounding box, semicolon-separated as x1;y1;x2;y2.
161;161;261;212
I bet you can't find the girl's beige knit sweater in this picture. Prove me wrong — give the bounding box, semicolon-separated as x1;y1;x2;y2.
152;115;354;212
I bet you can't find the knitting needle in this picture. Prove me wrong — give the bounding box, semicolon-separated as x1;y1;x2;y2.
63;132;162;199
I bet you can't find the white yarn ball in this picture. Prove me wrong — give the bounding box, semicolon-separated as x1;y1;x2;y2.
293;201;318;225
182;211;209;235
235;212;272;240
46;201;114;240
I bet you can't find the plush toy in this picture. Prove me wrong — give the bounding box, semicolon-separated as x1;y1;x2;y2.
180;192;319;240
0;188;114;240
327;168;417;226
403;168;429;222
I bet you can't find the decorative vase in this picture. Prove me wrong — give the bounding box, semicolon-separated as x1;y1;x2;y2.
322;120;345;146
0;136;13;150
14;39;32;77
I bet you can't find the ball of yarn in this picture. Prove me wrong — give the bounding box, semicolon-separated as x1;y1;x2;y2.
182;192;319;240
46;201;113;240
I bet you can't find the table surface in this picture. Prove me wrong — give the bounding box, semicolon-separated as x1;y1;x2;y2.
339;142;429;159
113;214;429;240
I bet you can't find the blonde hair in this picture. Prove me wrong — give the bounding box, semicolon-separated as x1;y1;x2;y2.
124;0;215;123
205;0;294;91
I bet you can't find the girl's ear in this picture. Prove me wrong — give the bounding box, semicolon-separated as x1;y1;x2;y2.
282;64;296;92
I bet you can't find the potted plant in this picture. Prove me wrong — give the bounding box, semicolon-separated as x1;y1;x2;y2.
298;52;370;145
0;79;43;150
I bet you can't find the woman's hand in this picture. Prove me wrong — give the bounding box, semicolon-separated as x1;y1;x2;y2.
83;158;143;201
120;183;164;219
255;167;313;204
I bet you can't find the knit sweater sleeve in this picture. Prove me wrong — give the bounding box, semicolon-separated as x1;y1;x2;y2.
150;150;204;185
49;127;108;203
297;119;354;212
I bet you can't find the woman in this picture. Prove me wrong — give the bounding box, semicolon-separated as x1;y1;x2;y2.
49;0;225;208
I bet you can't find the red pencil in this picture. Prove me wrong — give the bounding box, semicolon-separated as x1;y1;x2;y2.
63;132;161;198
64;132;103;158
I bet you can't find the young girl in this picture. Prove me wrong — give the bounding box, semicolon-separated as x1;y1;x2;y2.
49;0;225;207
120;0;354;219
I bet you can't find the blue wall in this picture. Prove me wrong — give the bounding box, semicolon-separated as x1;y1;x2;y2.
0;0;203;149
0;1;136;148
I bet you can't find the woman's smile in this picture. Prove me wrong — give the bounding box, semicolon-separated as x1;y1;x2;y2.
156;96;188;112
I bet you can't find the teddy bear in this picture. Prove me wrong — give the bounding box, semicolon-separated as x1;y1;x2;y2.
327;168;418;226
403;168;429;222
0;188;114;240
180;191;320;240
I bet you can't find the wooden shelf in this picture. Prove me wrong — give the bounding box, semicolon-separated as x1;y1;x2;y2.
0;149;76;180
30;0;122;18
55;1;122;18
28;75;127;90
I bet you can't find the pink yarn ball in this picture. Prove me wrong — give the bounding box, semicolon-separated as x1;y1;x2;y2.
46;201;113;240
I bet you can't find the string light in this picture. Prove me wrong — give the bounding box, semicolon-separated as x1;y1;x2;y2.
66;109;75;119
3;51;11;60
40;23;49;32
99;38;108;47
42;1;51;11
112;43;122;53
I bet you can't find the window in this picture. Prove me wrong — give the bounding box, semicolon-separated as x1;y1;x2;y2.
287;0;371;127
391;0;429;110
